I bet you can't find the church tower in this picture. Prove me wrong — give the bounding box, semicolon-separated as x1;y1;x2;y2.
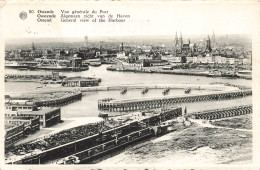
174;31;179;47
32;42;35;50
206;35;212;52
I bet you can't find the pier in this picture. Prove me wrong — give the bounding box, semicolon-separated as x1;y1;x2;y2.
98;90;252;112
190;105;252;120
34;92;82;107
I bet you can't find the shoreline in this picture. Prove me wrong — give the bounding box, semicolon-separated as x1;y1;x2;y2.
107;65;252;80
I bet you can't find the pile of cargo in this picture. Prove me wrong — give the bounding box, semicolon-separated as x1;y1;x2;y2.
7;122;111;156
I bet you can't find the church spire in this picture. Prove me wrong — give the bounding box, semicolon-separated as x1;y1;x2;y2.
174;31;178;46
32;42;35;50
212;29;215;43
179;30;183;52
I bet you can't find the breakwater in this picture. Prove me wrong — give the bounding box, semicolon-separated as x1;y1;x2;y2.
191;105;252;120
32;83;239;94
98;90;252;112
34;92;82;107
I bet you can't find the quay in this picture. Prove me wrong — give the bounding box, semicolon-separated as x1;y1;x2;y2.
34;92;82;107
107;66;252;80
6;107;182;164
107;65;208;77
190;105;252;120
5;74;53;82
29;83;241;94
98;90;252;112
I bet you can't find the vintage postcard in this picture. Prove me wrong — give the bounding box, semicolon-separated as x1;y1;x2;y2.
0;0;260;169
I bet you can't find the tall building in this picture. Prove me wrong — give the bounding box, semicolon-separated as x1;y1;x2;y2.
32;42;35;50
205;35;212;52
84;36;88;47
173;31;192;55
211;30;217;48
119;42;124;51
99;41;103;50
173;31;183;54
179;31;183;50
174;31;179;47
212;30;216;44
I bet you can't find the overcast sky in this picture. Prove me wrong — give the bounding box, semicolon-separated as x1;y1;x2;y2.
1;1;259;38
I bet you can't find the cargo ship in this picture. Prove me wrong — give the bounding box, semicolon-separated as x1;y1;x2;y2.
89;62;102;67
207;70;222;77
237;70;252;80
221;71;237;78
5;60;28;69
28;63;89;71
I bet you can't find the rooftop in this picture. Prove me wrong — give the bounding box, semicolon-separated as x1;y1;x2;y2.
5;123;18;130
18;107;60;116
66;76;99;82
5;116;36;120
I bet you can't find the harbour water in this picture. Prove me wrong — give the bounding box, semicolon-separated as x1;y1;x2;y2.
4;65;252;164
5;65;252;119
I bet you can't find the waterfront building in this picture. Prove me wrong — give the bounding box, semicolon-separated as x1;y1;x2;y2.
127;53;139;63
43;49;56;59
5;110;18;117
71;57;83;67
242;58;250;65
5;102;37;112
168;56;182;63
117;51;127;60
186;57;193;63
18;107;61;127
63;77;100;87
226;58;235;65
5;123;24;149
142;59;168;67
213;55;222;64
5;116;40;135
221;56;227;64
192;57;198;63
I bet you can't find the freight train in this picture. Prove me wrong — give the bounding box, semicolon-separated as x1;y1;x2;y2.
7;107;182;164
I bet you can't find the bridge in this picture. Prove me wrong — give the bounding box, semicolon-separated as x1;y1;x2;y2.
98;90;252;112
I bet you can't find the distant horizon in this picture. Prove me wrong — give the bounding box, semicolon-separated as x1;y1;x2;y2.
5;34;252;45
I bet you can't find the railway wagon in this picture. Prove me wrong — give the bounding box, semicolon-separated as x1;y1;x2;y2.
116;135;129;145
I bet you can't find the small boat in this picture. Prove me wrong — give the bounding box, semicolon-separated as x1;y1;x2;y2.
207;70;222;77
121;87;127;94
89;62;102;67
185;88;191;94
142;87;149;94
162;87;170;95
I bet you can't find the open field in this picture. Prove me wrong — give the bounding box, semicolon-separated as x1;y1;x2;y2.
97;120;252;164
210;114;252;130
